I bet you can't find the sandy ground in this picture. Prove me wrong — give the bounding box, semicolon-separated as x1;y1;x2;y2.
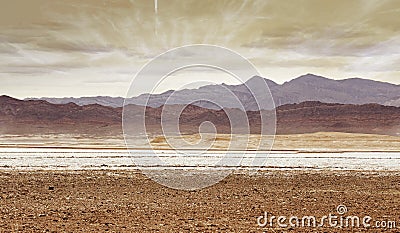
1;132;399;151
0;170;399;232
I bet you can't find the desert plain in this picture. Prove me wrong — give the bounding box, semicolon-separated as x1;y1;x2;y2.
0;132;399;232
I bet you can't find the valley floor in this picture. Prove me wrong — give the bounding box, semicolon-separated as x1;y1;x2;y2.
0;132;399;152
0;170;399;232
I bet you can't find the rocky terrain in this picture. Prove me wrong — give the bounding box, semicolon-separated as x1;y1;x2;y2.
1;170;399;232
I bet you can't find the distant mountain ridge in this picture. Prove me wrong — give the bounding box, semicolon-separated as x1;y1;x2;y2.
25;96;125;108
25;74;400;110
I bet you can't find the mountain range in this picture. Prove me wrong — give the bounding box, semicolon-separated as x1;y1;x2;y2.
26;74;400;110
2;95;400;136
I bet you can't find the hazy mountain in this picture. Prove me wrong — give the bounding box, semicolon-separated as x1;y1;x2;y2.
24;74;400;110
26;96;125;108
273;74;400;106
126;75;277;111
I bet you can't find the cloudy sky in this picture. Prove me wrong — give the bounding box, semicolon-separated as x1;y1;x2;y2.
1;0;399;98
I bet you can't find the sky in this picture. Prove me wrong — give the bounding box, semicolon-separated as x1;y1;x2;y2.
1;0;399;98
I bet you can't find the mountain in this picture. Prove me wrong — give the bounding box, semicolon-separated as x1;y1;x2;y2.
25;96;124;108
0;95;122;135
2;96;400;136
25;74;400;110
125;75;277;111
275;101;400;135
0;95;120;123
273;74;400;106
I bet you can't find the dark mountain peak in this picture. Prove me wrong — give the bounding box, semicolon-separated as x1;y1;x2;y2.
301;73;325;78
0;95;17;100
0;95;20;103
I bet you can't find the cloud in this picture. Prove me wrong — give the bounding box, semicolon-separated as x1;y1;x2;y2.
0;0;399;97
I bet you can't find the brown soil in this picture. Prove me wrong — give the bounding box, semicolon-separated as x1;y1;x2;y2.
0;170;399;232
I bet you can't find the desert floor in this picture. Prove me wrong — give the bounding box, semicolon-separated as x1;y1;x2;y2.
0;170;399;232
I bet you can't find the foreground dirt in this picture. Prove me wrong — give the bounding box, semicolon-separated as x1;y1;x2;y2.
0;170;399;232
